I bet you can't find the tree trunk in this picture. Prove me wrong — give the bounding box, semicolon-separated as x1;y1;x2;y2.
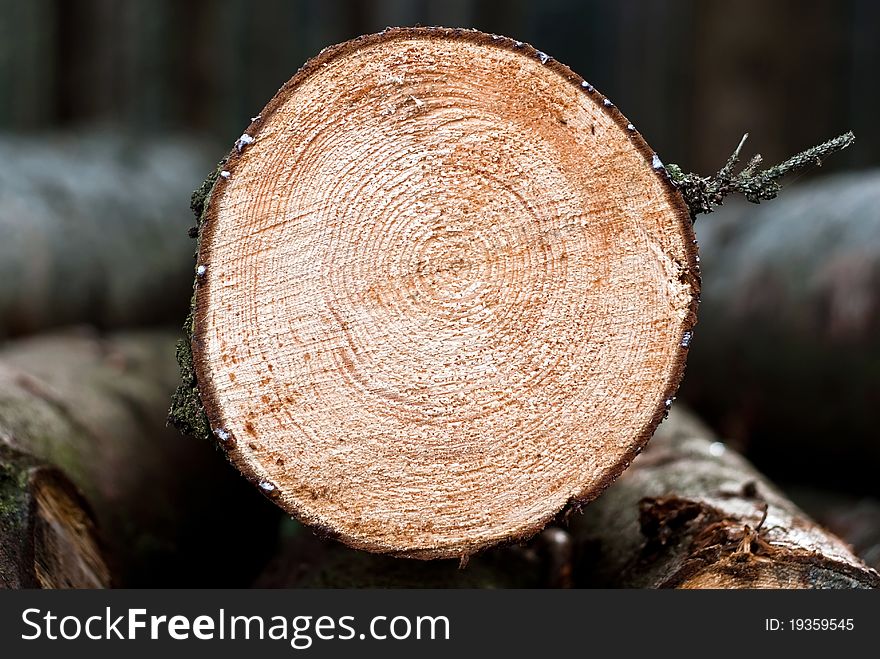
177;26;699;559
0;132;214;337
1;444;111;588
569;406;880;588
0;328;280;586
680;170;880;493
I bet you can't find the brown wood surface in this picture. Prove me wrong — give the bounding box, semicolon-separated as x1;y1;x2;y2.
190;28;698;558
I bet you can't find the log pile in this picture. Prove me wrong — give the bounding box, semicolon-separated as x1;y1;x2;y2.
0;444;109;588
1;28;876;590
0;132;213;337
569;407;879;588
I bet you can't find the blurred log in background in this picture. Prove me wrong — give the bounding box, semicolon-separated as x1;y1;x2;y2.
570;407;879;589
683;171;880;496
0;133;212;337
0;329;281;586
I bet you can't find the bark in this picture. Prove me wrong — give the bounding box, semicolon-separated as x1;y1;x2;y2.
569;406;880;588
0;444;111;588
179;26;699;559
0;328;280;586
0;132;214;337
679;170;880;492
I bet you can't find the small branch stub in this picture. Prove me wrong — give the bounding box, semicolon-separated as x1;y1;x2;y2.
184;27;700;558
668;131;855;218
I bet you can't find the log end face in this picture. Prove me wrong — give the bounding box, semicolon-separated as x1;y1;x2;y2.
1;447;111;589
30;468;112;589
190;27;698;558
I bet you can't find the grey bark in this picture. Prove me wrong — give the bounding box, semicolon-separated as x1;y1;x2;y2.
788;488;880;571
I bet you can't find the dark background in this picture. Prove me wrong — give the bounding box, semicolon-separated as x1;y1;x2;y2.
3;0;878;173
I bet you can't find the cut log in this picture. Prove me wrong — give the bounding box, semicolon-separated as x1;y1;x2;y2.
1;444;111;589
680;170;880;492
569;406;880;588
0;328;280;586
179;27;699;558
0;132;214;337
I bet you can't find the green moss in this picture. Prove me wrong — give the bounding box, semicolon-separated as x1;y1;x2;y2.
0;397;90;489
190;160;226;223
0;446;34;539
0;456;27;584
168;328;210;440
168;160;226;442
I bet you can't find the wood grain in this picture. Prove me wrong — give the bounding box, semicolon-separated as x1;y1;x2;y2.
192;27;698;557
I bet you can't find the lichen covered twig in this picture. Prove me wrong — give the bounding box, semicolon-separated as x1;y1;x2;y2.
667;131;855;218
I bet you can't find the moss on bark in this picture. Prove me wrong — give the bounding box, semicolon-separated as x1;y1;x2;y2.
0;446;31;531
168;161;226;442
0;446;45;587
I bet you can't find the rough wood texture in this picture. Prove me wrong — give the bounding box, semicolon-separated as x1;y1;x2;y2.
185;27;699;558
0;328;279;586
0;444;111;588
680;170;880;491
570;406;880;588
0;132;213;337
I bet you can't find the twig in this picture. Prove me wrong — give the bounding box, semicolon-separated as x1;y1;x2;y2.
666;131;855;219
